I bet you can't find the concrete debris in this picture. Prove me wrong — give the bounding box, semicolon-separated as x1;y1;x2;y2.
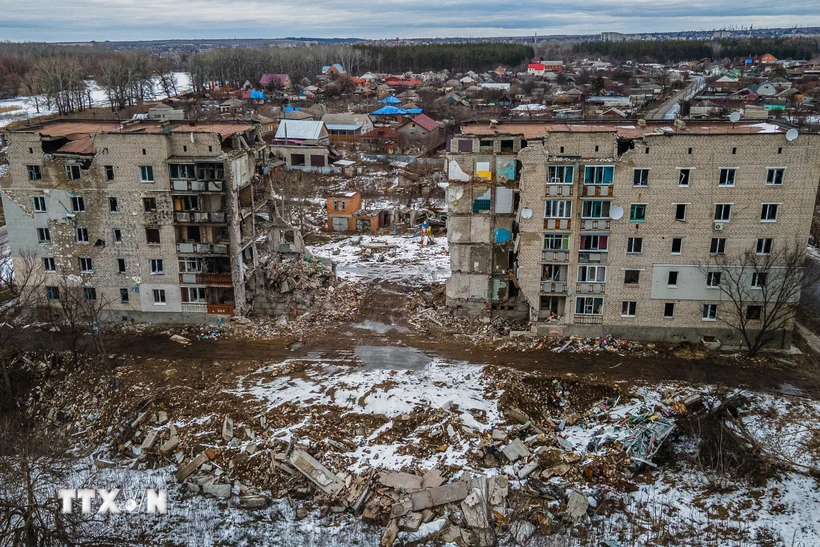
288;449;344;495
156;411;168;425
93;459;116;469
501;439;530;462
221;416;234;442
397;518;447;543
170;334;191;345
420;468;445;489
461;489;496;547
566;490;589;522
175;453;208;481
378;471;422;491
381;519;399;547
202;483;231;499
238;495;269;509
512;521;535;545
159;436;180;455
398;511;423;532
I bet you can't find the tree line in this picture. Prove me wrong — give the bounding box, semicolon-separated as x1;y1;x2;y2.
570;37;820;64
352;43;534;74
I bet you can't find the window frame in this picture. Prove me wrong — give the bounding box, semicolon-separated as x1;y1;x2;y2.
152;289;167;305
544;200;572;219
765;167;785;186
718;167;737;187
46;286;60;300
83;287;97;301
120;288;130;303
621;300;637;317
756;238;772;255
702;303;718;321
149;259;164;275
706;271;722;288
577;265;607;283
140;165;155;183
623;269;641;285
42;257;56;272
714;203;732;222
663;302;675;318
109;197;119;213
667;271;679;287
70;196;85;213
751;272;767;289
113;229;123;243
674;203;688;222
632;168;649;187
581;200;611;219
543;233;570;251
678;168;692;187
710;238;726;255
575;296;604;316
760;203;780;222
78;257;93;273
547;165;574;184
32;196;46;212
105;165;115;182
37;227;51;243
27;165;42;181
671;238;683;255
583;165;614;185
117;258;126;273
626;237;643;254
65;164;81;181
629;203;647;223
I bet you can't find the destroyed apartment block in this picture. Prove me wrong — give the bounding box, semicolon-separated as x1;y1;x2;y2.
445;120;820;347
0;118;313;324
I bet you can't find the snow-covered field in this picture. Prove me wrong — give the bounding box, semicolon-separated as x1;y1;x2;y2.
0;72;192;128
309;235;450;286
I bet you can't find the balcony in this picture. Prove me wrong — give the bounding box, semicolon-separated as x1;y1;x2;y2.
207;304;234;315
580;219;610;231
176;243;229;254
178;273;233;285
174;211;227;223
541;250;569;263
546;185;573;197
578;252;607;264
574;314;603;325
544;218;571;230
171;180;224;192
582;185;614;197
541;281;567;294
576;283;606;294
181;302;207;313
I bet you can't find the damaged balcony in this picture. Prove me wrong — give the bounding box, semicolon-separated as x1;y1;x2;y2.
179;286;235;315
178;257;233;286
175;225;230;254
172;194;227;224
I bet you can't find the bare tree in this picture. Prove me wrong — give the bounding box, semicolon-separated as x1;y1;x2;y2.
0;252;44;403
47;273;112;368
697;240;815;355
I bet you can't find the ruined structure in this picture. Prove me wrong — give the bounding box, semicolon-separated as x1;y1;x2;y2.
445;121;820;346
1;118;305;323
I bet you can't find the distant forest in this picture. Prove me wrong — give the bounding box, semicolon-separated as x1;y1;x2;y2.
353;43;535;73
570;37;820;64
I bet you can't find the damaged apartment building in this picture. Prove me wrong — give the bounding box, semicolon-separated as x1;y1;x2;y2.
1;118;305;323
446;121;820;347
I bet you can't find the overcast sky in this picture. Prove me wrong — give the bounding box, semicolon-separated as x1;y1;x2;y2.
2;0;819;42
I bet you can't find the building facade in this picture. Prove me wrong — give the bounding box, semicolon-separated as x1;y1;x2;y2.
0;118;292;323
445;121;820;347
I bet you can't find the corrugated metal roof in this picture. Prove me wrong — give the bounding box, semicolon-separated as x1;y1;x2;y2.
275;120;326;141
325;124;362;131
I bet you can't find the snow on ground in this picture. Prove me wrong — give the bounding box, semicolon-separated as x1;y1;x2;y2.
0;72;192;128
308;234;450;286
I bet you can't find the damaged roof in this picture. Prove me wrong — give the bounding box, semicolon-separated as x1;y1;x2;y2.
459;121;791;139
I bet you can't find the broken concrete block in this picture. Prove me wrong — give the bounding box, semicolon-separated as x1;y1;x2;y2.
556;437;573;451
170;334;191;345
461;426;479;438
157;411;168;425
175;453;208;481
379;471;423;491
446;424;456;438
393;481;470;516
93;459;116;469
202;483;231;499
421;468;445;489
141;430;159;450
492;429;507;442
489;475;509;509
398;512;423;532
441;525;462;543
461;490;496;547
130;411;149;429
518;462;539;479
505;408;531;425
244;427;254;440
288;449;344;495
501;439;530;462
222;416;234;442
246;443;257;455
398;519;447;543
381;518;399;547
390;498;414;518
238;495;268;509
512;521;535;545
159;436;180;455
566;490;589;521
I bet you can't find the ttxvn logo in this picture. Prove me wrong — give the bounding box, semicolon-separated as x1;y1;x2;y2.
58;489;168;514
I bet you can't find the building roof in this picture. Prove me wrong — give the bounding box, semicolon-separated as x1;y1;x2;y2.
322;64;346;74
371;105;408;116
409;114;441;132
321;113;371;129
18;120;255;139
55;134;96;155
459;121;790;139
325;124;363;131
275;119;326;141
362;127;397;139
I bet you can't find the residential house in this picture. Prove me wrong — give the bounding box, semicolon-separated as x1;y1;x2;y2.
396;114;446;149
271;120;331;170
321;113;374;143
259;73;292;91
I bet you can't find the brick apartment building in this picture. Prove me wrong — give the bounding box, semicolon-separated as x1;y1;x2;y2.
0;118;298;323
445;120;820;347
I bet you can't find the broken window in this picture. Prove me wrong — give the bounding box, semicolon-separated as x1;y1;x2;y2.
543;233;570;251
78;257;93;273
33;196;46;212
150;259;164;275
75;228;89;243
169;164;196;179
184;287;207;302
583;165;614;185
679;168;691;187
718;168;736;187
113;229;122;243
179;258;202;273
766;168;784;186
542;264;563;281
140;165;154;182
547;165;574;184
624;270;640;285
145;228;160;244
674;203;687;221
581;200;610;218
46;286;60;300
120;288;129;303
174;195;200;211
105;165;115;181
83;287;97;301
577;265;606;283
746;305;762;321
664;303;675;318
143;197;157;212
42;257;56;272
633;169;649;187
544;200;572;218
117;258;126;273
621;301;637;317
65;164;81;180
196;163;224;180
579;235;608;251
109;197;119;212
291;153;306;166
27;165;42;181
310;155;326;167
575;296;603;315
472;189;491;213
71;196;85;212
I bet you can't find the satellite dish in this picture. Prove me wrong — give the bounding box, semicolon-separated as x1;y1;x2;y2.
786;128;799;142
521;208;533;219
729;112;741;123
610;205;624;220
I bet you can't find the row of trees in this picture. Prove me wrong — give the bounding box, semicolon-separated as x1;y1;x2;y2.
571;37;820;64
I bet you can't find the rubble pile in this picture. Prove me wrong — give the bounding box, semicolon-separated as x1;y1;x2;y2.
552;335;657;355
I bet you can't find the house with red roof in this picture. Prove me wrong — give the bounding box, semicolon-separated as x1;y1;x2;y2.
396;114;446;149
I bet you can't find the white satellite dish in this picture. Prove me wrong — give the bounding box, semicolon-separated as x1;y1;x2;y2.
521;208;533;219
728;112;741;123
610;205;624;220
786;128;799;142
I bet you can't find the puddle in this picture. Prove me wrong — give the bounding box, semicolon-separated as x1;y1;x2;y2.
352;320;410;334
355;345;430;370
